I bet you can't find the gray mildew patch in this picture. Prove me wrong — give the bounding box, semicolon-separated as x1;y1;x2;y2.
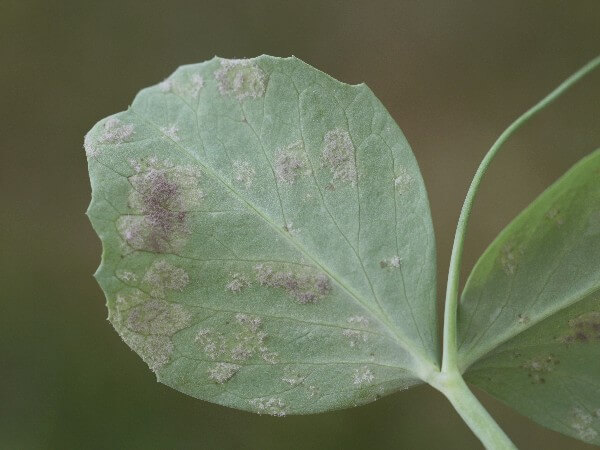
275;141;307;184
194;312;278;364
394;166;413;194
353;366;375;386
570;407;599;442
117;159;204;253
520;354;559;385
84;117;135;157
143;259;189;297
226;273;250;293
562;311;600;343
249;397;286;417
208;362;241;384
214;59;267;101
322;129;357;185
232;160;255;188
254;264;331;304
111;288;192;372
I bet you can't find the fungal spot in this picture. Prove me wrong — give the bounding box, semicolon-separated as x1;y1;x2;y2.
195;313;275;363
500;241;523;276
116;270;137;284
112;288;192;372
282;370;306;386
562;312;600;344
233;160;255;188
83;132;98;157
161;124;181;142
322;129;357;184
118;159;204;253
84;117;135;157
306;385;319;398
394;166;413;194
101;117;135;145
275;142;307;184
342;329;368;348
143;259;189;298
570;407;598;442
517;314;530;325
347;316;369;327
521;354;559;384
353;366;375;386
545;207;565;226
159;73;205;99
235;313;262;332
249;397;286;417
214;59;267;101
226;273;250;293
126;299;192;336
208;362;241;384
254;264;331;304
379;256;401;269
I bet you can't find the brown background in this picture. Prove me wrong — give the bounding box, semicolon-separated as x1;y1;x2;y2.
2;1;600;448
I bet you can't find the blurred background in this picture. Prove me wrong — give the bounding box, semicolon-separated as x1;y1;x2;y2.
1;1;599;448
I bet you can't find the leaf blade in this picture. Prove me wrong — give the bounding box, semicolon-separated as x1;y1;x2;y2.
85;56;437;415
458;149;600;444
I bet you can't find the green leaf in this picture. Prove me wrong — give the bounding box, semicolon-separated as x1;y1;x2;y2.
84;56;438;415
458;150;600;444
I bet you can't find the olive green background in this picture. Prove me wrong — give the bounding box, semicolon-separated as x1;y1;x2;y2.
2;1;599;449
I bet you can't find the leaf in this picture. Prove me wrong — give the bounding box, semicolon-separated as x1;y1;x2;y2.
84;56;438;415
457;150;600;444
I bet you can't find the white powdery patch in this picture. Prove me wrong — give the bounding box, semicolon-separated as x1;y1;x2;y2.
259;346;279;364
161;124;181;142
208;362;241;384
380;255;401;269
233;160;255;188
394;166;413;194
159;79;173;92
282;373;306;386
101;117;135;144
143;259;189;298
214;59;267;101
342;329;368;347
322;129;357;184
250;397;286;417
189;73;205;98
353;366;375;386
226;273;250;293
116;270;137;284
571;407;598;442
195;328;227;360
83;132;99;157
347;316;369;327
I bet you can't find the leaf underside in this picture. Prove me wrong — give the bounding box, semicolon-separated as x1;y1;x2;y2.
458;150;600;445
85;56;438;416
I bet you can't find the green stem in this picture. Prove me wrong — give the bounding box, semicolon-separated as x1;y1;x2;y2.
441;54;600;374
433;371;517;449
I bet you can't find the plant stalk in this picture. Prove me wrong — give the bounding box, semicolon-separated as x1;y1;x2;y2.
441;54;600;374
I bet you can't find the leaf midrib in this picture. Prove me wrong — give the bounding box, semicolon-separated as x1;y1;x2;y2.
126;107;435;371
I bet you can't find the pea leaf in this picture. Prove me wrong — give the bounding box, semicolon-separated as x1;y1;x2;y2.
458;150;600;444
84;56;438;415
